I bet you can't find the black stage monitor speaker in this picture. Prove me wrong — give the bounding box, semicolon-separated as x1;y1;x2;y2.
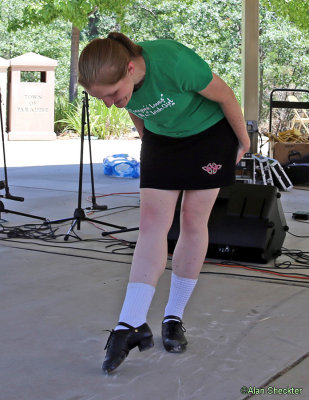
167;183;289;264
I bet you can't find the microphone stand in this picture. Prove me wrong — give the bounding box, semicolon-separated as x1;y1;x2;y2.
0;90;46;222
48;91;137;241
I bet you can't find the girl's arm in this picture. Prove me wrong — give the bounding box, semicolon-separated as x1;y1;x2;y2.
129;112;145;139
199;73;250;163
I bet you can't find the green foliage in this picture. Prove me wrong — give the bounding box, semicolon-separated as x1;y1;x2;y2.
7;0;138;31
1;0;308;137
0;0;72;96
123;0;243;98
81;12;118;41
122;0;309;130
262;0;309;32
54;96;73;132
55;96;132;139
259;6;309;132
5;0;148;102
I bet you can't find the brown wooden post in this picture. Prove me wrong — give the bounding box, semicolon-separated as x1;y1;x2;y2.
241;0;260;152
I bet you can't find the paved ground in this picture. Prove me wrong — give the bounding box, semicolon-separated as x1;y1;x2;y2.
0;138;308;400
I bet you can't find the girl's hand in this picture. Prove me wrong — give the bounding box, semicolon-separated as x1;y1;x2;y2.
236;141;250;164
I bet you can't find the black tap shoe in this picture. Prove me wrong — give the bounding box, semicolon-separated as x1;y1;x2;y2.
161;315;188;353
102;322;154;374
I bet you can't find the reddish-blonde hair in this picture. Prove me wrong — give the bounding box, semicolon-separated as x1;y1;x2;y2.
78;32;142;89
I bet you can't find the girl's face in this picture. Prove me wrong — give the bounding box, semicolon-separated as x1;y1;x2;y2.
88;62;135;108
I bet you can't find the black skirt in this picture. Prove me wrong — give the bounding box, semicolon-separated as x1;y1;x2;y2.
140;117;238;190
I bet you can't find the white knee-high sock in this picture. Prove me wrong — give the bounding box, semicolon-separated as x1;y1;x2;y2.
115;282;155;330
164;272;198;322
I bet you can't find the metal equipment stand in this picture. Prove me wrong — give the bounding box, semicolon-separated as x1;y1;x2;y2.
48;92;138;240
0;91;46;223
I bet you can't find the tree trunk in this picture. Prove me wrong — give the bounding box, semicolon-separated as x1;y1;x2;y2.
69;25;80;102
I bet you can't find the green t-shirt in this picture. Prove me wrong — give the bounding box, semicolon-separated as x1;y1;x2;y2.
125;40;224;138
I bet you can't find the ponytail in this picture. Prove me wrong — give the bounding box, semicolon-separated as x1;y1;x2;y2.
107;32;142;58
78;32;142;89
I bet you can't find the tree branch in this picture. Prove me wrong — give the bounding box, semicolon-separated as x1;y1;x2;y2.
88;6;98;17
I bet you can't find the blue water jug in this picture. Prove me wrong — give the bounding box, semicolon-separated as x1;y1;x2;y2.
103;154;140;178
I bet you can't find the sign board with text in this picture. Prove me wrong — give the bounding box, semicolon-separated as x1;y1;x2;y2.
8;52;57;141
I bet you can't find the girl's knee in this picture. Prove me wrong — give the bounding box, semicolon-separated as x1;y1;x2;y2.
180;208;208;235
139;207;173;234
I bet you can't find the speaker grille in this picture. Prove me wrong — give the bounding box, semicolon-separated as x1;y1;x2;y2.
167;183;288;263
